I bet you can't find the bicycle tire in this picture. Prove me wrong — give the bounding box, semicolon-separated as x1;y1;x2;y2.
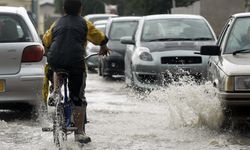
53;103;67;148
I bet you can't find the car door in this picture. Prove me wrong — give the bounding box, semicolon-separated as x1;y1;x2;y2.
209;18;233;87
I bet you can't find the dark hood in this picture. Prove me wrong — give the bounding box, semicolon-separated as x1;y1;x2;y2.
107;40;127;56
141;41;216;53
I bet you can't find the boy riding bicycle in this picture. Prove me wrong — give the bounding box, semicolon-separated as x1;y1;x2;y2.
42;0;111;144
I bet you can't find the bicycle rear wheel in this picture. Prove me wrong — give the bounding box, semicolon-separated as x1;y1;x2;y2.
53;103;67;148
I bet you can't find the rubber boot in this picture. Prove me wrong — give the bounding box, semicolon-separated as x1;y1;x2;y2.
73;106;91;144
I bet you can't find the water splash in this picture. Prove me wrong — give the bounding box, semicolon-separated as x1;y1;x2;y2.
129;75;223;130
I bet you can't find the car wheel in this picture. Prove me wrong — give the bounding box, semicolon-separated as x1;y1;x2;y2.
98;60;103;76
101;60;112;79
130;62;135;85
17;104;39;119
98;66;102;76
130;69;134;86
88;66;96;73
220;105;233;130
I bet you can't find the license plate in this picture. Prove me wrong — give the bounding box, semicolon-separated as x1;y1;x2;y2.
0;80;5;92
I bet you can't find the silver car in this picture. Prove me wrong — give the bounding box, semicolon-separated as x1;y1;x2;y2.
99;16;141;77
121;14;217;88
201;13;250;107
0;7;45;109
84;14;117;23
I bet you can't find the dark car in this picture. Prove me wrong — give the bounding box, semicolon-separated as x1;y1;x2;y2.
99;17;141;77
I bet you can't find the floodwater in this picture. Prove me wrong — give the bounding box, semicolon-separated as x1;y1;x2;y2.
1;74;250;150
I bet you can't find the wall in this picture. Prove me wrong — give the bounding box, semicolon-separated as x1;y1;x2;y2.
40;3;60;34
201;0;246;36
0;0;32;10
172;1;201;15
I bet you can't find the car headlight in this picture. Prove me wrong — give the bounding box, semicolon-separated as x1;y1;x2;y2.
222;76;234;92
235;76;250;91
137;47;153;61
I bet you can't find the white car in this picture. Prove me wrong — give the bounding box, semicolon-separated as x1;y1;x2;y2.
121;14;217;88
84;14;117;23
201;13;250;108
0;7;45;110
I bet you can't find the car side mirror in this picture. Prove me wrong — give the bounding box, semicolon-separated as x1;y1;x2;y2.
200;45;220;56
120;36;135;45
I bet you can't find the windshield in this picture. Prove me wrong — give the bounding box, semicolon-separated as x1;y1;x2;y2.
141;18;214;41
224;17;250;54
109;21;138;40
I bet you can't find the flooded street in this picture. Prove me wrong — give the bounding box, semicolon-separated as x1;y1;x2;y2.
1;74;250;150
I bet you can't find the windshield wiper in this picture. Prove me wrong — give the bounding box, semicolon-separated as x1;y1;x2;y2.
147;38;193;42
192;37;213;41
233;49;250;55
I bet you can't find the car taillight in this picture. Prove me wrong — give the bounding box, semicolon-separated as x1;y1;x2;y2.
22;45;44;62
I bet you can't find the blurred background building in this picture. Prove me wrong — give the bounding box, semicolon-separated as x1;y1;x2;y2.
172;0;248;36
0;0;250;36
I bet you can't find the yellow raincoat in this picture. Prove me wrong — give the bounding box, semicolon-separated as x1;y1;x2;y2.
42;19;107;104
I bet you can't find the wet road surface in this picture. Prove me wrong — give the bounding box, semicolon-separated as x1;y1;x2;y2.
1;74;250;150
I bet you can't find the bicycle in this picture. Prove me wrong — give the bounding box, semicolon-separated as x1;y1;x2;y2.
42;53;98;149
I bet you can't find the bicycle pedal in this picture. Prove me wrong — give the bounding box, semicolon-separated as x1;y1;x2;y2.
42;127;53;132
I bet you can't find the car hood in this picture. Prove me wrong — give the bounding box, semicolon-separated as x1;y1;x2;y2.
107;40;126;56
141;41;216;52
221;54;250;76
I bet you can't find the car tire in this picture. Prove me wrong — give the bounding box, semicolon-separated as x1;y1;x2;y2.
98;59;103;76
98;66;102;76
220;105;233;130
130;66;134;86
101;60;112;79
88;66;96;73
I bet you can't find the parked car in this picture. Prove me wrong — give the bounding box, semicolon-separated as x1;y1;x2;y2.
86;20;107;71
0;7;45;110
94;20;108;27
84;14;117;23
121;14;217;88
200;13;250;110
99;16;141;77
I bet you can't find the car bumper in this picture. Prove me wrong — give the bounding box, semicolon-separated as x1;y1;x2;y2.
219;92;250;106
132;63;206;88
103;57;124;76
0;63;44;105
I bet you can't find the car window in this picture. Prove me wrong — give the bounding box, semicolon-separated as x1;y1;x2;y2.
224;17;250;54
109;21;138;40
0;14;32;43
141;18;214;41
217;18;232;46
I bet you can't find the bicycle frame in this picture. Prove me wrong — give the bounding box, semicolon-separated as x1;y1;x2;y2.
42;53;99;148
